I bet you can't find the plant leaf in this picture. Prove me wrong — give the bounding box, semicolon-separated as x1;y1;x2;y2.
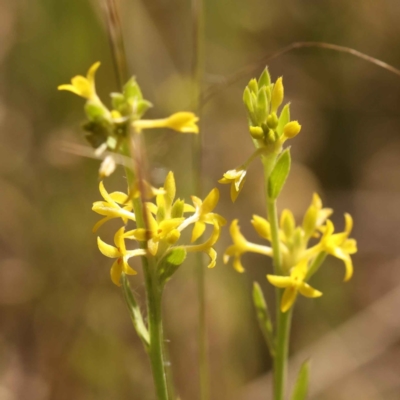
252;282;275;357
291;360;310;400
158;248;187;285
268;148;291;199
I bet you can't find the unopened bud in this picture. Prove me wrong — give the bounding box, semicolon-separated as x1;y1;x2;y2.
249;126;264;139
266;113;278;129
248;78;258;94
258;68;271;88
243;87;254;113
271;77;284;113
283;121;301;138
99;155;116;178
280;209;295;240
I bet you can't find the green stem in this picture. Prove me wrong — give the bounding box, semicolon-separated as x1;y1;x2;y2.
124;147;169;400
267;198;282;276
263;157;291;400
305;251;327;281
273;306;293;400
145;261;169;400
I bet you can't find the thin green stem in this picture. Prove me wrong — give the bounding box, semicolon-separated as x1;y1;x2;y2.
145;260;169;400
267;198;282;276
273;307;293;400
305;251;327;281
262;157;291;400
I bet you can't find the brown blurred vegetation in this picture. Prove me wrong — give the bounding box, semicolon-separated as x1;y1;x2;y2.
1;0;400;399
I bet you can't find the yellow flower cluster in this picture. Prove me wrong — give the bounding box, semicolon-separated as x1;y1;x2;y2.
220;70;303;202
58;62;198;135
224;193;357;312
93;172;226;285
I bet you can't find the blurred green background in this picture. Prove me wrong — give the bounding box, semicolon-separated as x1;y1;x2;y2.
1;0;400;399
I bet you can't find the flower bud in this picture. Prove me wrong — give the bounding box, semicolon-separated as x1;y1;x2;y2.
249;126;264;139
248;78;258;94
243;87;254;113
266;112;278;129
258;68;271;88
280;209;295;240
283;121;301;138
99;155;116;178
271;77;284;113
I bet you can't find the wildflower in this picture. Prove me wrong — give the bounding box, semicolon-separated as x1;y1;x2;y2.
224;220;273;273
267;260;322;312
218;168;247;203
133;112;199;134
97;227;146;286
58;62;101;100
92;181;135;232
185;222;222;268
318;214;357;281
189;188;227;242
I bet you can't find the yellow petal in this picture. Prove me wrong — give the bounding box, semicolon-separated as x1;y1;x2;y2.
183;203;196;213
298;283;322;298
114;227;126;253
97;237;119;258
92;216;112;233
201;188;219;215
122;258;138;276
57;84;82;96
192;221;206;242
343;238;357;254
110;260;123;286
267;275;292;288
206;248;217;268
110;191;129;204
71;76;92;99
344;213;353;235
125;228;149;241
251;215;271;240
87;61;101;85
99;181;116;205
281;287;297;313
145;202;158;215
233;257;245;273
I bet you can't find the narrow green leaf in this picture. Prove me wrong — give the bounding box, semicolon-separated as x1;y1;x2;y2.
252;282;275;357
121;273;150;351
158;248;187;285
291;360;310;400
268;148;291;199
276;103;290;137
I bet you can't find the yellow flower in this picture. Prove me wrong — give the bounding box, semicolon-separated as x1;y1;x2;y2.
302;193;333;240
224;220;272;273
190;188;227;242
267;260;322;312
319;214;357;281
58;62;101;100
218;168;247;203
185;222;222;268
92;181;135;232
97;227;146;286
133;112;199;134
